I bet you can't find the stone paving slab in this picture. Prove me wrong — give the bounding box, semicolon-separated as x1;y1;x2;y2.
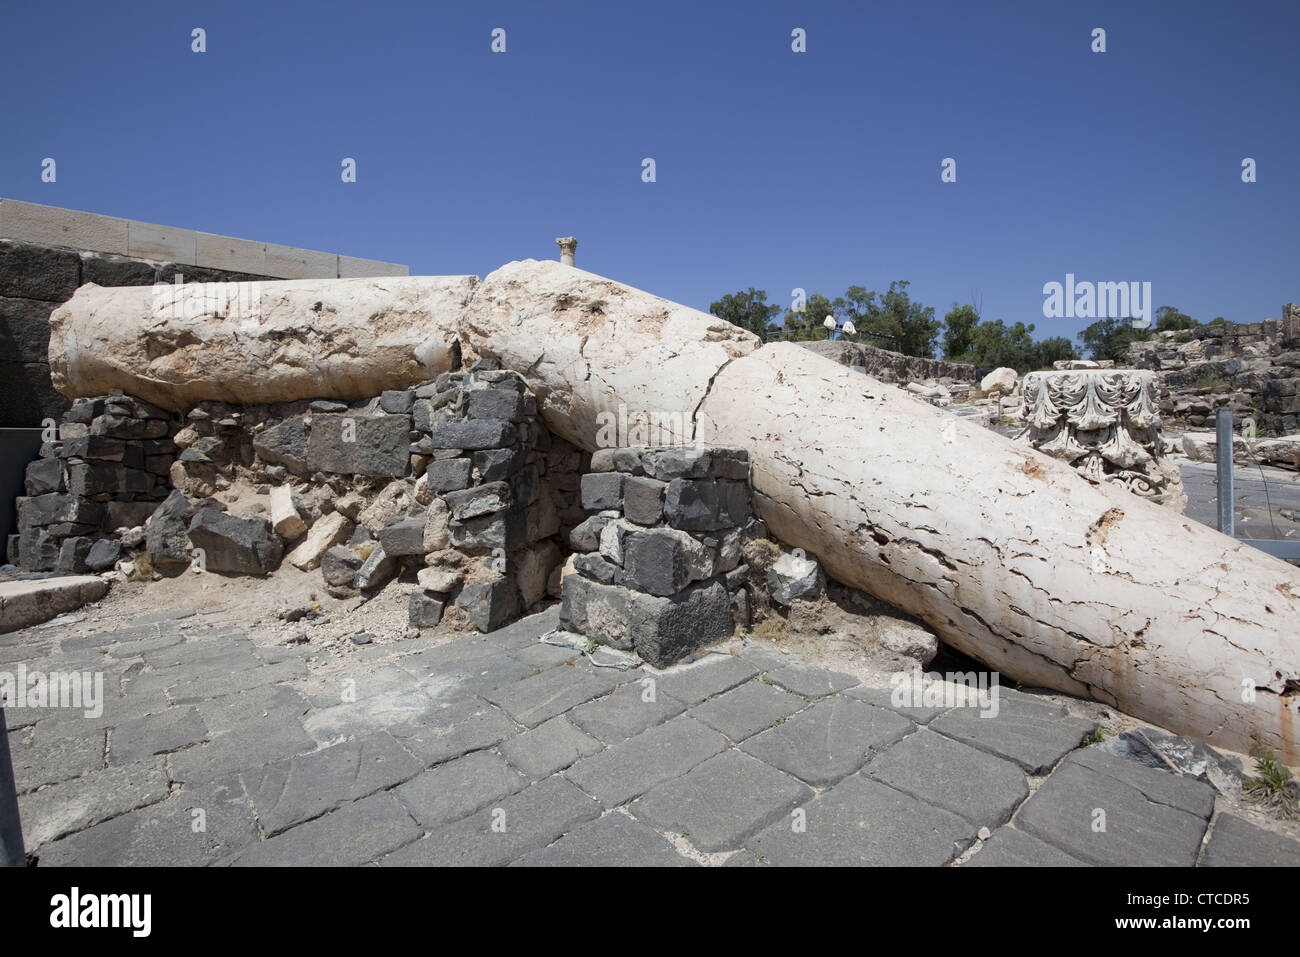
378;776;601;866
761;662;859;698
631;750;813;852
747;773;977;866
385;698;517;766
963;826;1091;867
107;706;208;765
483;665;620;729
394;751;528;830
12;597;1293;868
654;654;759;706
497;715;603;779
11;726;105;792
843;683;951;724
865;728;1029;827
230;791;421;867
1200;813;1300;867
168;714;317;785
690;679;806;742
512;811;695;866
741;695;912;786
928;688;1097;773
37;774;259;867
563;715;728;807
1015;748;1214;867
567;679;686;745
19;758;170;848
242;731;424;836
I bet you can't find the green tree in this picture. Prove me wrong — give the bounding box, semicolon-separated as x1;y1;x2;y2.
941;303;981;360
710;288;781;342
1032;336;1079;369
1078;317;1151;362
1154;305;1195;332
778;292;835;341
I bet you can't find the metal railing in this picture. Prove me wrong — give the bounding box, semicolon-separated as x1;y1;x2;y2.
1215;405;1300;560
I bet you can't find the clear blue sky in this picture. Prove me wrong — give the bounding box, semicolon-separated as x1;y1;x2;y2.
3;0;1297;347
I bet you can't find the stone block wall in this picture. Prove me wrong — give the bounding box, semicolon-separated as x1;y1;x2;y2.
1125;305;1300;434
9;396;178;572
7;361;588;638
559;446;760;668
798;339;977;385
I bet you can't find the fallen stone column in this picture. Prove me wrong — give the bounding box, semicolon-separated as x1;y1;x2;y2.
462;261;1300;761
48;276;474;410
48;260;1300;759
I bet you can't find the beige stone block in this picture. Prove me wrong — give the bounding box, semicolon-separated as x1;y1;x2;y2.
128;220;197;264
196;232;267;275
264;244;338;279
0;199;129;254
338;255;409;278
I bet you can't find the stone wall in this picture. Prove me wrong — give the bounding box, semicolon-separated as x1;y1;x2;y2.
798;339;977;385
559;446;758;667
1125;304;1300;434
7;361;587;637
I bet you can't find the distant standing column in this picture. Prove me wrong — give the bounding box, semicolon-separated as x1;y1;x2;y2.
555;236;577;267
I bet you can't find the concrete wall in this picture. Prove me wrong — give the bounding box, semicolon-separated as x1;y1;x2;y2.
0;199;408;281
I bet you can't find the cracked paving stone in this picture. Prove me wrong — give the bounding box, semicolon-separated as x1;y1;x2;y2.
36;774;259;867
690;679;806;742
107;706;208;765
168;714;317;786
482;664;620;729
168;659;308;705
567;679;686;746
394;751;529;829
386;697;517;766
762;662;859;698
747;772;976;866
30;686;175;743
654;655;759;706
19;758;170;849
631;750;813;852
927;687;1096;773
513;812;695;866
230;791;421;867
498;715;603;779
1015;747;1214;867
741;695;913;786
564;715;729;808
865;728;1028;827
843;683;952;724
196;683;310;736
11;727;105;792
242;730;423;836
1200;814;1300;867
379;775;601;866
962;826;1090;867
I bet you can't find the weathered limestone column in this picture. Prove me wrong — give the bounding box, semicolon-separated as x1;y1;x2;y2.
1020;370;1186;511
555;236;577;267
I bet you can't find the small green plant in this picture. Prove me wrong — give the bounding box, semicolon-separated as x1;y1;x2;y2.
1195;373;1227;391
583;638;597;655
1173;330;1194;344
1242;743;1299;819
1082;728;1107;746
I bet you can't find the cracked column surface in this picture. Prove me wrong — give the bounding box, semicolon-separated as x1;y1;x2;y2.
49;260;1300;760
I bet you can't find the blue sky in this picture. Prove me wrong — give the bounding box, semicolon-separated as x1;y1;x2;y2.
3;0;1297;347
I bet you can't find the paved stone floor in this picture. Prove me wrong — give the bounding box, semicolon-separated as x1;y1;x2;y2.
4;603;1299;867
